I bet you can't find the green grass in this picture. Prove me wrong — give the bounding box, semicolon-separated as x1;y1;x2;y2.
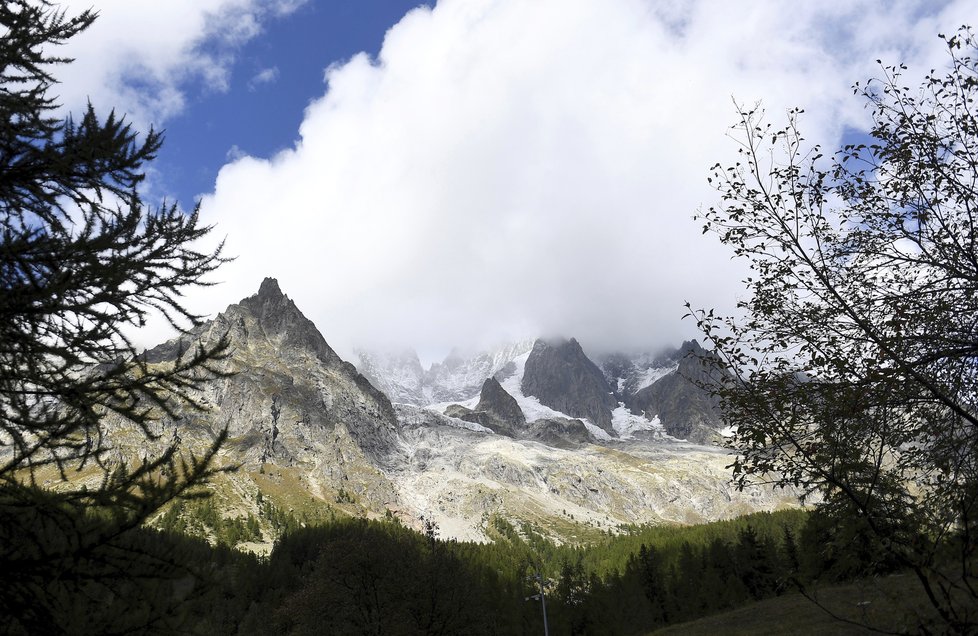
650;572;943;635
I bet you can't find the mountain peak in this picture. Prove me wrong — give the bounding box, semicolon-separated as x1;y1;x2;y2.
522;336;617;433
232;278;348;376
678;339;704;355
475;377;526;430
257;277;284;300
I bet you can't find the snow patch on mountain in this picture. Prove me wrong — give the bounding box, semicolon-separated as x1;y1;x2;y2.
357;340;535;406
497;351;608;431
634;362;680;392
581;420;614;441
612;405;663;439
355;349;426;405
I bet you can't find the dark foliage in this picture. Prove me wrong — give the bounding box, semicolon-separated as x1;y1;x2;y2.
690;27;978;633
158;509;829;636
0;2;230;632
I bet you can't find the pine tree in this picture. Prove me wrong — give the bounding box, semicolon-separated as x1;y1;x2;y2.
0;2;230;631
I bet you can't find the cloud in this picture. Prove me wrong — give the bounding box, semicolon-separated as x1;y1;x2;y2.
226;145;247;162
247;66;280;91
173;0;977;359
54;0;305;128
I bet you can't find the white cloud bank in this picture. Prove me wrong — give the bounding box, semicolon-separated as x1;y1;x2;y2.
141;0;978;357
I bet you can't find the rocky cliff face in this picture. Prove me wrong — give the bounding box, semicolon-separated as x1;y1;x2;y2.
443;377;527;437
142;277;400;478
521;338;617;434
524;417;594;449
102;286;790;549
626;340;723;444
474;377;525;428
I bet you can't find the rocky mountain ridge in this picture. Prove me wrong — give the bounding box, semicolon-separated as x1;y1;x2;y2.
362;335;724;444
520;337;619;435
98;279;791;550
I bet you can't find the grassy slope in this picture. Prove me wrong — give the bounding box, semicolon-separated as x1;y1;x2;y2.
650;572;942;635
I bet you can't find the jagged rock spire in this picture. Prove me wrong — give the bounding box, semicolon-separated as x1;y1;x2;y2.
257;276;284;299
521;337;616;433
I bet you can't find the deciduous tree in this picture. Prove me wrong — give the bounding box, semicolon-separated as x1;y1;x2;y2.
691;27;978;633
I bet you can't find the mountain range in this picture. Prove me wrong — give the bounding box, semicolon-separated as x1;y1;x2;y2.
102;279;794;548
358;333;725;444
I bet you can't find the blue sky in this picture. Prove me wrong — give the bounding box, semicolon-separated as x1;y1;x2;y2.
55;0;978;360
154;1;425;205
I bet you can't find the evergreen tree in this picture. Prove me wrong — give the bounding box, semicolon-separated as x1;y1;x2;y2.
0;2;229;632
636;544;670;623
733;525;780;600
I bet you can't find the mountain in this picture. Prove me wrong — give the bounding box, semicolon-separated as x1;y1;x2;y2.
444;377;526;436
362;335;726;445
356;340;534;406
121;277;404;525
600;340;724;444
598;349;682;401
355;348;427;405
521;338;618;434
143;278;399;463
95;280;793;550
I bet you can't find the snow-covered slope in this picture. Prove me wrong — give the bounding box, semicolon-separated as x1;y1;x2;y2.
356;349;427;405
599;350;682;398
498;351;613;440
356;340;535;406
424;340;535;403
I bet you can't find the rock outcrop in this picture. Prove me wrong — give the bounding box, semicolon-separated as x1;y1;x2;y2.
521;338;617;434
474;377;525;429
143;277;400;471
627;340;723;444
524;417;594;448
442;378;526;437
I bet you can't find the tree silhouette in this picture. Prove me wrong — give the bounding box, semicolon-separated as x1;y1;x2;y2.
0;2;230;631
692;27;978;633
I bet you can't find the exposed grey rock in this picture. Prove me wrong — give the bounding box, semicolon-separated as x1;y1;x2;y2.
142;277;400;470
521;338;617;434
524;417;594;449
440;379;526;437
598;352;635;400
474;378;525;429
493;360;518;383
627;340;723;444
443;404;473;419
596;347;686;400
460;411;512;436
